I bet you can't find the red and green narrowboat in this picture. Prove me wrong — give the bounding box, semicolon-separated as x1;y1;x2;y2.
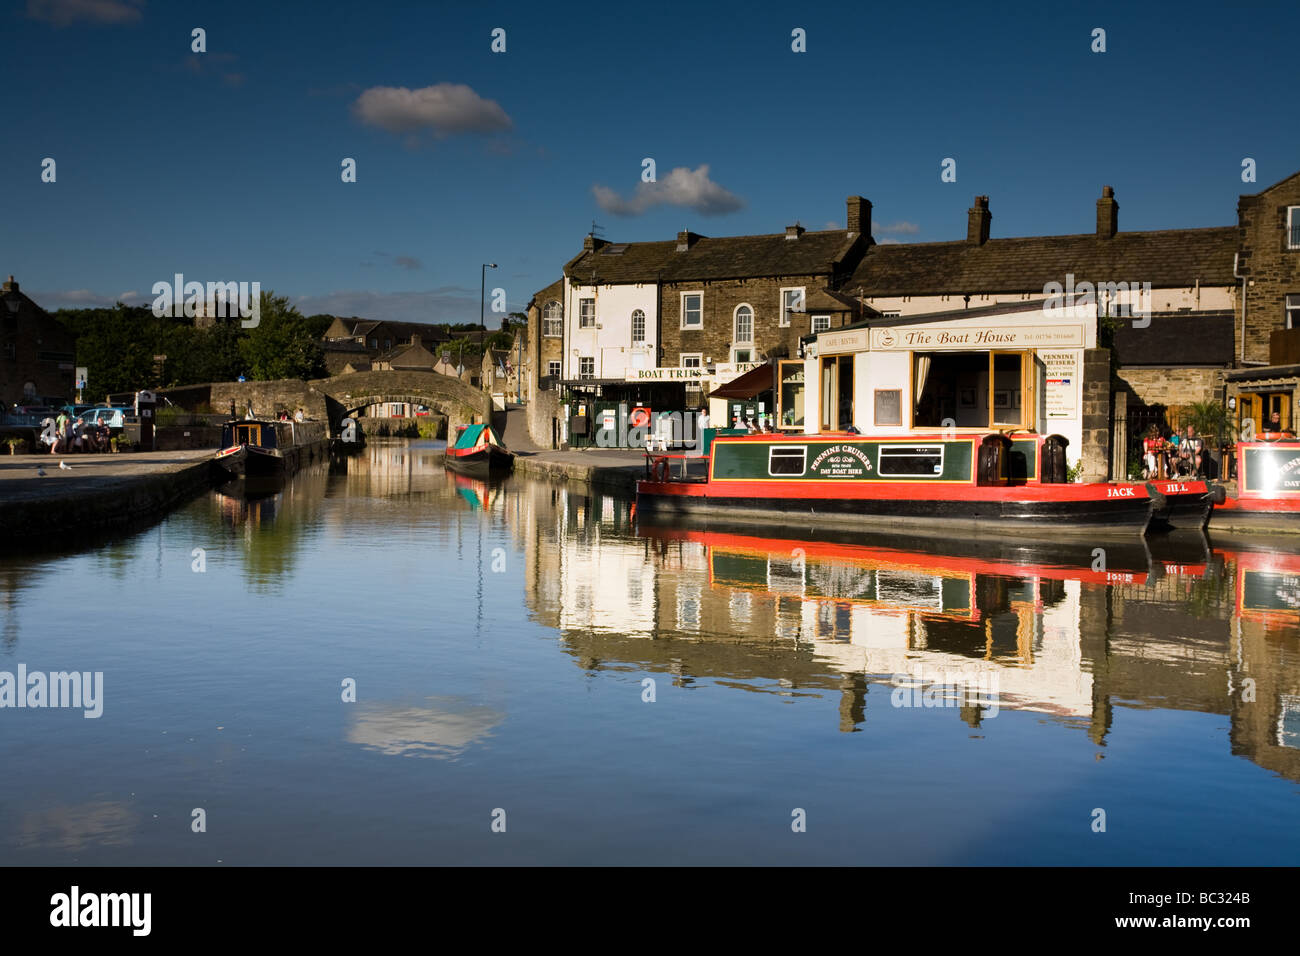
445;423;513;480
1210;439;1300;533
636;432;1217;538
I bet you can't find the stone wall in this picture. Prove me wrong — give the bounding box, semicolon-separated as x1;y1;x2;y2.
527;386;563;449
659;273;843;365
1238;173;1300;364
1117;366;1226;408
164;370;488;438
1080;348;1112;482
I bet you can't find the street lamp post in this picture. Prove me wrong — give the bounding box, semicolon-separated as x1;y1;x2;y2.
480;263;497;332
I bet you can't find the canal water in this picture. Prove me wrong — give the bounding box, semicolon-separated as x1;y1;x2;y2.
2;438;1298;865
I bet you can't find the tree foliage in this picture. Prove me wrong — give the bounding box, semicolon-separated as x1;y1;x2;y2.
55;289;324;401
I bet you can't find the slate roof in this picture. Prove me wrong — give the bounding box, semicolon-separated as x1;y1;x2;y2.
1112;311;1236;366
564;230;860;283
845;227;1239;295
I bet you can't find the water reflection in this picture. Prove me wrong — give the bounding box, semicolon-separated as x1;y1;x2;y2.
347;696;505;759
2;440;1298;864
515;480;1300;781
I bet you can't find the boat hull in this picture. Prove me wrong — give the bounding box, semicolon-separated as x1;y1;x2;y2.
444;446;514;480
635;480;1154;537
1146;479;1220;531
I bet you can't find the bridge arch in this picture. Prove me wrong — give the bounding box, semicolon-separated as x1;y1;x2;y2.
313;370;489;438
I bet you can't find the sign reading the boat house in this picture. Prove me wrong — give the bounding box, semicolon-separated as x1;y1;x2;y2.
869;324;1086;351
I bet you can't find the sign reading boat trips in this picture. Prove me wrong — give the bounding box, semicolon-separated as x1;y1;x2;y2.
625;367;708;382
869;324;1086;351
1240;442;1300;495
1042;350;1079;419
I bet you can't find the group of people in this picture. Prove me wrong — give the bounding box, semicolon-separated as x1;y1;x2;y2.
1141;424;1206;479
42;411;111;454
276;408;306;422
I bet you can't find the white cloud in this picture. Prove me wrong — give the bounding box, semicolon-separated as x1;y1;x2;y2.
353;83;512;136
392;256;422;271
877;221;921;235
27;0;143;26
593;165;745;217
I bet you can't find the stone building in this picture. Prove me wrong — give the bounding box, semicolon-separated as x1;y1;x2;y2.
527;172;1300;453
322;317;450;374
0;276;76;407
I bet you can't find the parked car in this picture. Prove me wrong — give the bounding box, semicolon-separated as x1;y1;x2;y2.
83;407;131;429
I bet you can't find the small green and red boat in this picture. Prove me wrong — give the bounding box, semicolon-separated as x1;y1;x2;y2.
445;423;513;480
636;431;1217;539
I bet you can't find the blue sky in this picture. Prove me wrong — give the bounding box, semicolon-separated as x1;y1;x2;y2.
3;0;1297;322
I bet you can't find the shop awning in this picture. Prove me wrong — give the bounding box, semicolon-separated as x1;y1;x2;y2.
708;362;776;400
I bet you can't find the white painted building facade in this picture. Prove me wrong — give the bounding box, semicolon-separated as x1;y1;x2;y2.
561;279;658;381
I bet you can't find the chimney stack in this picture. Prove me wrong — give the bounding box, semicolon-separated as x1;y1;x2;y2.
2;275;16;293
785;224;805;240
1096;185;1118;239
846;196;871;238
583;233;607;252
967;196;991;245
676;230;700;251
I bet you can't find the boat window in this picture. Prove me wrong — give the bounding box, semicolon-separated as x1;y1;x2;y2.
879;445;944;476
768;445;807;476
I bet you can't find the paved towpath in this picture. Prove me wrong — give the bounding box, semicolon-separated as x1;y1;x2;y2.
0;449;212;504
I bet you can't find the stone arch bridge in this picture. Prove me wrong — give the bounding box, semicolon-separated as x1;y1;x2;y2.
165;370;491;438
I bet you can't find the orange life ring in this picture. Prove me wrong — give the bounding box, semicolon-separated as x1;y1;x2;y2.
652;456;671;483
629;407;650;429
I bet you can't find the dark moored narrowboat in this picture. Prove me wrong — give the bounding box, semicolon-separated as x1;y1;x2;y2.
637;431;1216;539
214;418;327;479
445;424;513;480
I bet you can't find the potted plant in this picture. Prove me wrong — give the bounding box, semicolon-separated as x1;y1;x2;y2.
5;436;25;456
1186;400;1236;479
113;435;133;453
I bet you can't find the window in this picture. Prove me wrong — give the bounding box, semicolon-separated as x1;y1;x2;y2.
680;354;702;368
879;445;944;477
681;292;702;328
579;298;596;328
543;301;562;337
734;304;754;343
1290;207;1300;250
369;338;377;348
768;446;807;476
547;360;561;377
1288;294;1300;330
811;314;831;333
383;339;391;350
732;349;754;363
780;288;805;327
631;309;646;343
578;357;595;379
